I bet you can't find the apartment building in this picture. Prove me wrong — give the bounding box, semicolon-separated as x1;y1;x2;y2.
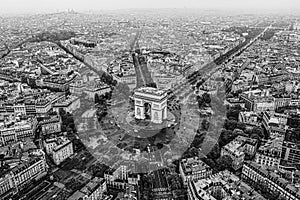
39;115;62;135
179;156;213;184
68;177;107;200
221;136;258;170
242;162;300;200
281;129;300;165
0;117;38;146
0;156;48;199
255;138;283;168
262;111;288;138
44;136;73;165
188;170;266;200
104;164;140;190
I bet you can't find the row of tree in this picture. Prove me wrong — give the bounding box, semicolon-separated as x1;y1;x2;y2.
94;91;112;105
197;93;211;109
100;73;117;86
87;162;110;178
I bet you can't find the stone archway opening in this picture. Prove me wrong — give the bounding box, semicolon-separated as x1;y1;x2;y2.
144;102;152;120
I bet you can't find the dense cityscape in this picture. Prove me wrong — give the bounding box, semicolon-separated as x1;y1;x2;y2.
0;6;300;200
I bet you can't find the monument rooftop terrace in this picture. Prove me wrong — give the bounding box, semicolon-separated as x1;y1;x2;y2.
135;87;167;97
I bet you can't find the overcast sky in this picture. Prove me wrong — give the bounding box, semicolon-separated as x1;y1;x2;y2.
1;0;300;14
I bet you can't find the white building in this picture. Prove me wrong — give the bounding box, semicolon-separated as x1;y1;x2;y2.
221;136;258;170
240;90;275;113
39;115;62;135
239;111;259;127
44;136;73;165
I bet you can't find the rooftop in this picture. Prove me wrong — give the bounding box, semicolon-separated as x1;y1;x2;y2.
80;177;105;196
191;170;266;200
181;156;211;175
245;161;300;198
135;87;167;97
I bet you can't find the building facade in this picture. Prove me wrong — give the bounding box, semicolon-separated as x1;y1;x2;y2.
44;136;73;165
255;139;282;168
0;117;38;146
242;162;300;200
221;136;258;170
179;156;213;184
0;156;48;198
39;115;62;135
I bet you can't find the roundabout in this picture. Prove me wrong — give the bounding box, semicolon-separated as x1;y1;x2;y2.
100;87;180;152
75;84;208;173
109;101;179;151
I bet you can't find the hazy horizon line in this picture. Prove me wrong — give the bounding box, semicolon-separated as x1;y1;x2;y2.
1;7;300;17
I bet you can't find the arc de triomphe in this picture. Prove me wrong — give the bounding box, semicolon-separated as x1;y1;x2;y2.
133;87;168;124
